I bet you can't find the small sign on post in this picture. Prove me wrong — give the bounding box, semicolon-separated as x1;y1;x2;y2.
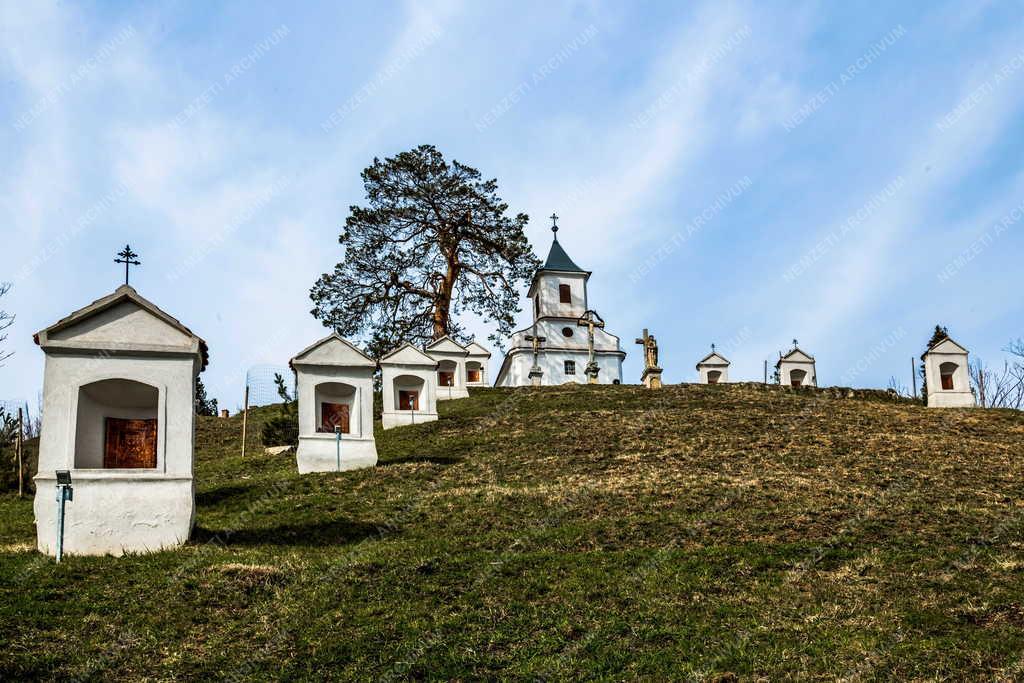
334;425;342;472
55;470;73;563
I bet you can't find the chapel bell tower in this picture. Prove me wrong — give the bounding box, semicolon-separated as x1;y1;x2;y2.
528;214;590;322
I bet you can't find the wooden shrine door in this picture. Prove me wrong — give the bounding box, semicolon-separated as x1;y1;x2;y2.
438;371;455;387
399;390;419;410
321;402;350;434
104;418;157;468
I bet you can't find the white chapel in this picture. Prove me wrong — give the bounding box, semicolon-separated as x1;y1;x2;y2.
495;218;625;386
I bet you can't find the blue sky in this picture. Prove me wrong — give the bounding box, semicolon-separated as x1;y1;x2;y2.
2;0;1022;410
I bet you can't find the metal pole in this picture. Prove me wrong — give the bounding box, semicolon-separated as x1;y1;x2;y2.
764;360;768;384
17;407;23;499
335;426;341;472
911;357;917;398
55;487;67;563
241;385;249;457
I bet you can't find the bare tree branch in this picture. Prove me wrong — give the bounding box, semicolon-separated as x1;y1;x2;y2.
0;282;14;366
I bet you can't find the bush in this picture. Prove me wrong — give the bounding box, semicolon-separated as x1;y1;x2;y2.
261;414;298;447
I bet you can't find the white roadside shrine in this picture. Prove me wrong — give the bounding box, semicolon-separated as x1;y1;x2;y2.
32;285;207;556
464;341;491;388
380;343;439;429
424;335;470;400
777;343;817;387
290;333;377;473
922;336;975;408
696;347;730;384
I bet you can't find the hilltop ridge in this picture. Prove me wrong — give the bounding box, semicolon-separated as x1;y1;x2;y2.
2;384;1024;680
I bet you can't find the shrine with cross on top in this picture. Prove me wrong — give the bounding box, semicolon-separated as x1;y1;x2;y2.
31;244;207;555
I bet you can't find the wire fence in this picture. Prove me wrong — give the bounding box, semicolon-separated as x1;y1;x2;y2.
244;365;295;407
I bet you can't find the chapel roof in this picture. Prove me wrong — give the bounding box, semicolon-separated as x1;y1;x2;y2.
464;341;491;357
776;346;815;367
290;332;375;369
379;341;437;366
34;284;209;370
424;335;469;355
921;336;969;359
696;351;730;368
541;235;586;273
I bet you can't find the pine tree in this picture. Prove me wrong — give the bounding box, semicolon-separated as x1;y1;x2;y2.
194;376;218;416
920;324;949;405
310;145;541;357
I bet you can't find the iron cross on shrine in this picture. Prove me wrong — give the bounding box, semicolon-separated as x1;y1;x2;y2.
114;244;141;286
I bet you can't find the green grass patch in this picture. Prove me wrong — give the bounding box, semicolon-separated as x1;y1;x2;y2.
2;384;1024;680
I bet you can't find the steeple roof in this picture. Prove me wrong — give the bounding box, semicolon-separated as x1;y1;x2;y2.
541;236;585;273
538;214;586;273
528;215;591;300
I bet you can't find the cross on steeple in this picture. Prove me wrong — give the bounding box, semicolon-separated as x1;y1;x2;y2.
114;244;141;286
793;339;799;348
711;343;716;352
550;212;559;234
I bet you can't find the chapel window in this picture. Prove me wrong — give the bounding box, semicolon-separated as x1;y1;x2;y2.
562;327;573;338
564;360;576;375
439;371;455;387
559;284;571;304
467;368;481;383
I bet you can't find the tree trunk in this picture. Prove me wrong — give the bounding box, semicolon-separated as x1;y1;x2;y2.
432;248;460;339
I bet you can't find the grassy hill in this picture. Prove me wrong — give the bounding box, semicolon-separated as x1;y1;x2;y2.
2;384;1024;680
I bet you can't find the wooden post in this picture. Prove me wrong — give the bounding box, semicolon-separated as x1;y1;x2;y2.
763;360;768;384
241;385;250;458
911;357;917;398
16;407;23;499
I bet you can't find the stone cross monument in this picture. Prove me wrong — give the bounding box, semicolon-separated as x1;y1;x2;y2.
577;309;605;384
635;328;663;388
525;323;546;386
